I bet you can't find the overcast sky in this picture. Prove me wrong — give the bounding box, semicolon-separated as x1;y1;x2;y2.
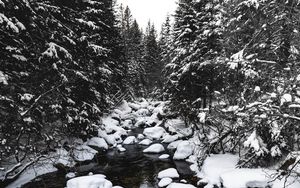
117;0;177;32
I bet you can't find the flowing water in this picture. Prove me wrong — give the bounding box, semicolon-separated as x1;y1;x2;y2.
22;128;198;188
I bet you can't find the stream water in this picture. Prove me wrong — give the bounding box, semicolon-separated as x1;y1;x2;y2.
22;129;198;188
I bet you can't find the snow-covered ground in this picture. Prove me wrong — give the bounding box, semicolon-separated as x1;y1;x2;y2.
5;98;299;188
197;153;300;188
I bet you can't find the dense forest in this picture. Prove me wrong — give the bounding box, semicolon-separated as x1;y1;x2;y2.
1;0;300;188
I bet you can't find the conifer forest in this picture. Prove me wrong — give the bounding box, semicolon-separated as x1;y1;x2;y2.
1;0;300;188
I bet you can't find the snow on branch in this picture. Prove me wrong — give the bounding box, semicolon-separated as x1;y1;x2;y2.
0;71;8;85
88;44;110;56
244;130;268;156
41;42;72;60
0;13;20;33
20;83;65;117
76;18;99;30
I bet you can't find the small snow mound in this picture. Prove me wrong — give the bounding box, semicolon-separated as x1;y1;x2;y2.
87;137;108;150
139;98;149;108
117;100;132;114
98;130;123;146
66;174;112;188
173;141;194;160
73;145;98;162
117;145;126;152
66;172;76;179
128;102;141;110
143;144;165;153
162;134;179;143
158;168;179;179
54;148;76;168
158;177;173;187
137;134;145;140
143;127;166;140
135;108;150;116
123;136;137;145
159;154;170;159
139;139;153;146
121;120;133;129
167;140;183;151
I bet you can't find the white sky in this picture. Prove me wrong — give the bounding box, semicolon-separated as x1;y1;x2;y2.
117;0;177;32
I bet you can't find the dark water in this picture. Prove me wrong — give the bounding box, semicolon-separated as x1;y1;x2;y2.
22;129;198;188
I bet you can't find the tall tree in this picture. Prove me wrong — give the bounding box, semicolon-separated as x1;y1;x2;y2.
143;21;162;91
0;0;127;184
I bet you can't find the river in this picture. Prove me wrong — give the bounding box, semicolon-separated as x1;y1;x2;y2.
22;128;198;188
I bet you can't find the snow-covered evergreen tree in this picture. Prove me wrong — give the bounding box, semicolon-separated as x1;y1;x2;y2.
0;0;127;183
143;21;162;91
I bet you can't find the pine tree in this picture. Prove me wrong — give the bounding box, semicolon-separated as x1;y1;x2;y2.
0;0;127;183
143;21;162;91
159;15;172;67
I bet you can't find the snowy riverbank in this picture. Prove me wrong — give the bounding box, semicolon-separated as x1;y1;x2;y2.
5;99;300;188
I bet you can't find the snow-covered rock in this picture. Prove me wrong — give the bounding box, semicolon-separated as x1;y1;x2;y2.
158;168;179;179
123;136;137;145
66;172;76;179
120;120;133;129
143;144;165;153
135;108;150;116
140;99;149;108
139;139;153;146
158;177;172;187
159;154;170;159
134;117;150;127
164;119;193;137
73;145;98;162
102;117;119;133
98;130;123;146
54;148;76;168
173;141;194;160
117;100;132;114
87;137;108;151
137;134;145;140
153;104;165;115
166;183;196;188
128;102;141;111
180;179;187;183
162;134;179;143
117;145;126;152
102;118;127;136
66;174;112;188
167;140;183;151
146;112;160;125
143;127;166;140
147;105;155;112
